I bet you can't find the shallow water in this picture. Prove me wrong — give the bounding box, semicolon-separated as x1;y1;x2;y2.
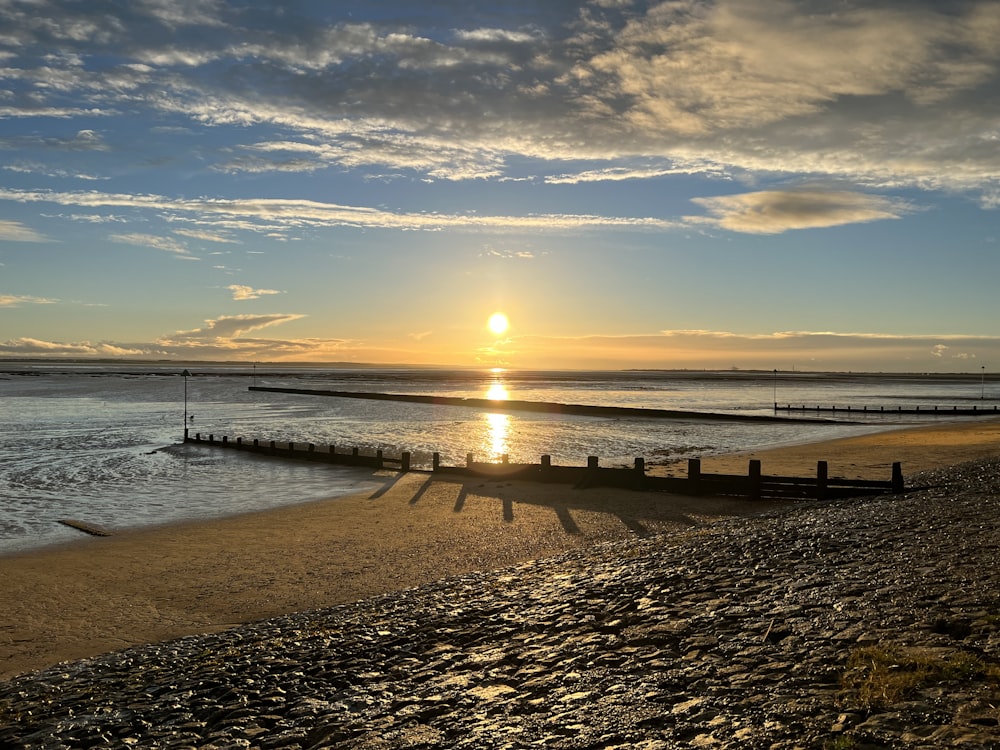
1;363;991;553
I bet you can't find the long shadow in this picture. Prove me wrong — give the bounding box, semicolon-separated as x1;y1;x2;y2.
553;505;581;534
388;472;784;535
502;496;514;523
367;471;406;500
407;475;436;506
453;485;468;513
614;513;652;536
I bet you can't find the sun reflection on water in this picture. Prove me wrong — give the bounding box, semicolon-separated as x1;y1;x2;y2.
485;381;509;401
484;379;510;459
485;411;510;459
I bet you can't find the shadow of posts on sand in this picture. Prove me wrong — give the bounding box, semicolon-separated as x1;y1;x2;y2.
377;471;788;539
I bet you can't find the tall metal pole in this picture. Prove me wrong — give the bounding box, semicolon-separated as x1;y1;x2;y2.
982;365;986;400
773;368;777;410
182;369;191;439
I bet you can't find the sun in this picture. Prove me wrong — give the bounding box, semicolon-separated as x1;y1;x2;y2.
487;312;510;336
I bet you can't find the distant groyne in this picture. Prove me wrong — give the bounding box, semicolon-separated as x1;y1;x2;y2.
247;386;821;423
774;403;1000;416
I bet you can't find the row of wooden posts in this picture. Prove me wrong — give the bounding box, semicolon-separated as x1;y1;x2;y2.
185;432;904;501
775;403;998;416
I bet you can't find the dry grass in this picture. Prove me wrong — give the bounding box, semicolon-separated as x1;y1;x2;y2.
840;643;996;710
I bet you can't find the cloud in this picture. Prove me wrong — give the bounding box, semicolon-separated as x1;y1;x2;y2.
0;338;145;356
227;284;282;300
0;293;58;307
0;188;678;234
546;162;724;185
3;163;106;180
0;129;109;152
0;312;355;361
0;220;50;242
689;189;916;234
481;244;537;260
174;228;239;243
166;313;307;342
2;1;998;198
109;232;196;257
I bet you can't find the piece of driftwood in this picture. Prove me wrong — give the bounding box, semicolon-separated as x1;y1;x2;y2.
59;519;113;537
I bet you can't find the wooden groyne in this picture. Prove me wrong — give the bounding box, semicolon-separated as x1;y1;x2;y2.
248;386;821;423
775;403;999;416
184;433;903;501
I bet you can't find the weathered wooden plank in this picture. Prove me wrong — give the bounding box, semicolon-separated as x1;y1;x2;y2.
59;519;113;537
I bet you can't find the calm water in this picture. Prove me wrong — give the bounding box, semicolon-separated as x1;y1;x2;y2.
1;362;993;554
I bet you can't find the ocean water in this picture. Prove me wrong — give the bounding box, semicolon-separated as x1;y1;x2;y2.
1;362;993;554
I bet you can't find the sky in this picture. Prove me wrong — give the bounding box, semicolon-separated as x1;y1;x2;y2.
1;0;999;372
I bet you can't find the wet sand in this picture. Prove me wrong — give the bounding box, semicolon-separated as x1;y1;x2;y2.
1;417;998;681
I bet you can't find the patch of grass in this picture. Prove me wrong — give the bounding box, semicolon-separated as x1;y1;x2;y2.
822;737;858;750
840;644;990;710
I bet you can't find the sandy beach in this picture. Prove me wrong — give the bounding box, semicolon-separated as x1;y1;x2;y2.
2;417;999;682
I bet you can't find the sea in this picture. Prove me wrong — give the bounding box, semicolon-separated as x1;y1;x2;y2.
1;361;994;554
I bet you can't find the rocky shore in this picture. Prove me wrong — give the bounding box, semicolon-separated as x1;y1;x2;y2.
1;459;998;749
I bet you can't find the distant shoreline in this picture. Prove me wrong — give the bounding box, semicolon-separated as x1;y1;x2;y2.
0;357;996;379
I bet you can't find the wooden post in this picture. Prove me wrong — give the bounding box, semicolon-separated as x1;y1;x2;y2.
749;459;761;501
891;462;904;493
541;454;551;481
253;438;259;447
688;458;701;494
432;452;440;471
288;441;294;451
222;435;228;444
634;457;645;490
308;443;315;452
352;447;359;457
269;440;276;454
401;452;410;472
502;454;509;464
587;456;599;469
236;437;243;445
817;460;828;500
376;449;383;468
467;452;474;467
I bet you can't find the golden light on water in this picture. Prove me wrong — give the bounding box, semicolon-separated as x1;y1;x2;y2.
485;381;509;400
484;377;511;459
485;411;510;459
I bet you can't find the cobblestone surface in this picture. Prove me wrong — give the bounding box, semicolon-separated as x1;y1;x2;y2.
0;459;998;749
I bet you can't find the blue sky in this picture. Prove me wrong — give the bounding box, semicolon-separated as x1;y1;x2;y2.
1;0;999;371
